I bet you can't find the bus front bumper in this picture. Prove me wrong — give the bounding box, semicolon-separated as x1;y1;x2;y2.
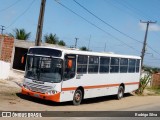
21;87;60;102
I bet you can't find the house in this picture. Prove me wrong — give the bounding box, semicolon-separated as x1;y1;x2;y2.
0;34;65;79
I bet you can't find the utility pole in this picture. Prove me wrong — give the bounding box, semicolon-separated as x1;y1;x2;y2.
104;43;106;52
140;20;156;68
0;25;5;35
75;37;79;48
88;35;91;50
35;0;46;46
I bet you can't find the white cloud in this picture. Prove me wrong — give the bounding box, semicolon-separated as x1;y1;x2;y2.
139;23;160;31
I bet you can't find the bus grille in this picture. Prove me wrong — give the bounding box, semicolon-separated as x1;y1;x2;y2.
25;82;52;93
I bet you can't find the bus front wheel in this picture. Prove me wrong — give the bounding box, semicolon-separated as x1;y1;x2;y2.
117;86;124;100
73;89;83;105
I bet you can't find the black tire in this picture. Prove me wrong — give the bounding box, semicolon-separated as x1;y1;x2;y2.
73;89;83;105
117;86;124;100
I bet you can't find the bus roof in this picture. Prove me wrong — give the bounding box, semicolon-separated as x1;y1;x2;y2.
29;46;141;59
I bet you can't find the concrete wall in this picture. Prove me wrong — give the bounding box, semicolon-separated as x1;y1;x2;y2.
0;35;14;80
0;60;10;79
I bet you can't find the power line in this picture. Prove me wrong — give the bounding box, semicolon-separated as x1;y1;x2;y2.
73;0;143;44
104;0;141;20
74;0;160;56
104;0;160;56
120;0;160;38
0;0;21;12
116;0;150;20
115;0;160;37
6;0;35;29
55;0;140;53
147;45;160;56
122;0;156;21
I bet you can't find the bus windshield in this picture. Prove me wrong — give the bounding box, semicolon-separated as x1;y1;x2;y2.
25;55;62;83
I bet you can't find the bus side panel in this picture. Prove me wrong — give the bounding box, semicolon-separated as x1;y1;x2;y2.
84;88;106;99
125;84;139;93
83;86;119;99
61;73;140;102
60;90;75;102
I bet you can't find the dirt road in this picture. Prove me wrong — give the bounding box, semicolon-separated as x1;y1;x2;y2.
0;77;160;111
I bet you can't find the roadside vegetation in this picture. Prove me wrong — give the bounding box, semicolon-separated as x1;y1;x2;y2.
79;46;89;51
137;72;151;94
146;87;160;95
8;28;91;49
136;66;160;95
9;28;31;40
44;33;66;46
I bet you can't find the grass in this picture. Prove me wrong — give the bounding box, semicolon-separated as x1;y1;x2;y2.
146;87;160;95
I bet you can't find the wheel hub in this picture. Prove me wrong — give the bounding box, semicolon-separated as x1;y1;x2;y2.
75;93;80;102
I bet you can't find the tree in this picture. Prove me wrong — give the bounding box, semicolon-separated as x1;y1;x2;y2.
80;46;89;51
58;40;66;46
143;65;160;74
9;28;31;40
44;33;59;44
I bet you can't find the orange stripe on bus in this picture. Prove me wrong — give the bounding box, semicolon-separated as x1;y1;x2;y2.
61;87;77;91
125;82;139;85
62;82;139;91
84;84;120;89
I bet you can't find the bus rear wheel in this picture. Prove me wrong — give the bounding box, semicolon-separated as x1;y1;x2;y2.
117;86;124;100
73;89;83;105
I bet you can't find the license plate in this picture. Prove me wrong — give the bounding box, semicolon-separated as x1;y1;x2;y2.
34;93;40;98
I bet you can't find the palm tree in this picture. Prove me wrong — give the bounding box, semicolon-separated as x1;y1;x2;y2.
80;46;89;51
44;33;59;44
9;28;31;40
58;40;66;46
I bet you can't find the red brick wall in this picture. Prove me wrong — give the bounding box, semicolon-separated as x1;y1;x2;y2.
152;73;160;87
0;35;14;62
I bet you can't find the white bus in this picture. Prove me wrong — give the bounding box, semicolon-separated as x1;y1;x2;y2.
21;46;141;105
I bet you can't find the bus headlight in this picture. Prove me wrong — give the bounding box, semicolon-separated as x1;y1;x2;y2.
46;90;57;95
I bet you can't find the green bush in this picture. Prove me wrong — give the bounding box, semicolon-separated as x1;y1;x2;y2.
136;73;151;94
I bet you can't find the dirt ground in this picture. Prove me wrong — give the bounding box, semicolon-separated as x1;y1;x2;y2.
0;70;160;111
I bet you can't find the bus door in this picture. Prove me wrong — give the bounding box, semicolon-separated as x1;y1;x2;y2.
63;54;76;80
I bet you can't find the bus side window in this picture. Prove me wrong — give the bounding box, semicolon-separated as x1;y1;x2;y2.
77;55;88;74
110;57;119;73
64;55;76;80
136;59;140;73
100;57;110;73
128;59;136;73
88;56;99;73
120;58;128;73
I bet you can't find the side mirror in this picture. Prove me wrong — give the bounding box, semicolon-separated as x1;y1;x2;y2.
21;56;24;64
67;59;73;69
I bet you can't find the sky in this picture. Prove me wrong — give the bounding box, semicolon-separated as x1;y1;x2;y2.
0;0;160;67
